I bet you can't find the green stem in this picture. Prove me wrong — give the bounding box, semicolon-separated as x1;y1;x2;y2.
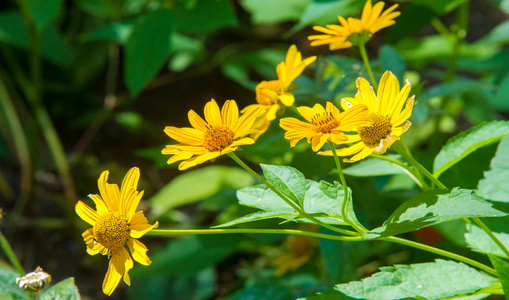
327;141;367;233
0;77;33;215
444;2;469;82
148;228;362;241
0;230;24;275
393;142;447;190
381;236;497;276
472;217;509;258
358;43;377;90
370;154;428;190
227;152;360;236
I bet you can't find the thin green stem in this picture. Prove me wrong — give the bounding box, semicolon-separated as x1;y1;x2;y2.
147;228;363;241
358;43;377;90
370;154;428;190
393;142;447;190
0;230;24;275
444;2;469;82
327;141;367;233
227;152;360;236
472;217;509;258
381;236;497;276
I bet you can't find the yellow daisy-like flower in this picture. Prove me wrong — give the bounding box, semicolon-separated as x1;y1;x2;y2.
279;102;371;152
162;99;262;170
243;45;316;138
75;167;158;296
308;0;400;50
320;71;414;161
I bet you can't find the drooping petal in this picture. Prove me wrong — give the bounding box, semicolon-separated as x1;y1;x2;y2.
75;201;98;226
102;253;123;295
346;145;374;162
127;239;151;265
311;133;329;152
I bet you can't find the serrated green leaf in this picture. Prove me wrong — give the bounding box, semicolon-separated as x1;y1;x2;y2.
343;155;405;177
367;188;507;238
478;137;509;203
25;0;63;31
489;255;509;296
465;216;509;257
124;9;173;95
0;266;28;300
150;166;254;217
213;211;295;228
433;121;509;178
261;164;307;205
235;180;350;225
240;0;311;24
334;260;498;300
40;278;79;300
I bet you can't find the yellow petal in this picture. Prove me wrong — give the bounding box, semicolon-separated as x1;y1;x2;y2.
98;171;118;211
188;109;209;132
221;100;239;129
120;167;140;204
311;133;329;152
75;201;98;226
102;253;123;295
204;99;222;126
127;239;151;265
88;194;108;215
278;93;295;107
355;77;377;112
346;146;374;162
164;126;204;145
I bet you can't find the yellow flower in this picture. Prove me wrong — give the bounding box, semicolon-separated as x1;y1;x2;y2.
75;167;158;296
279;101;371;151
308;0;400;50
243;45;316;138
162;99;262;170
320;71;414;161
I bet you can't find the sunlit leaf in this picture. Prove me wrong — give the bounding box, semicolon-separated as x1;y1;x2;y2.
0;266;28;299
124;9;173;95
150;166;254;217
477;137;509;202
483;20;509;45
312;260;498;300
40;278;79;300
213;211;295;228
366;188;507;239
241;0;311;24
433;121;509;177
465;216;509;258
261;164;306;205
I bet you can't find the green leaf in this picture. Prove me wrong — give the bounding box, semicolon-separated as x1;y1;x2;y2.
465;216;509;257
411;0;468;14
25;0;63;31
124;9;173;95
494;72;509;110
40;278;79;300
378;46;406;85
332;260;498;299
489;255;509;296
343;155;405;177
169;0;238;33
290;0;363;34
234;180;350;226
240;0;311;24
433;121;509;178
483;20;509;45
150;166;254;217
0;11;72;67
419;79;491;101
79;22;133;44
477;137;509;202
0;266;28;299
261;164;307;205
367;188;507;239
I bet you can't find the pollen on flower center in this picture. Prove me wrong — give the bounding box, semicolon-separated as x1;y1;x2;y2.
358;113;392;146
311;113;340;133
93;211;130;251
203;125;235;151
256;80;282;105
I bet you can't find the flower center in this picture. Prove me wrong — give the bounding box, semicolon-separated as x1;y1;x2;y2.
93;211;130;251
203;125;235;151
256;80;282;106
311;112;340;133
358;113;392;147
